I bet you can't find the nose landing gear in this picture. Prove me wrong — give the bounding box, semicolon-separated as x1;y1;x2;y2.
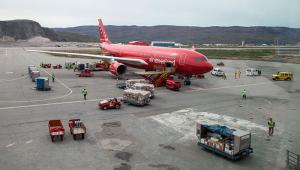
184;77;191;86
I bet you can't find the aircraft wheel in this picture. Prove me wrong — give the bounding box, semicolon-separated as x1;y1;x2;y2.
184;80;191;86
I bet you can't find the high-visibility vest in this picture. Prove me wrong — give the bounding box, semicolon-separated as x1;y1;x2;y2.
82;89;87;95
268;120;275;128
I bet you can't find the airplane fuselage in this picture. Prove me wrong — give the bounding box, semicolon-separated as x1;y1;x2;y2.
101;43;213;76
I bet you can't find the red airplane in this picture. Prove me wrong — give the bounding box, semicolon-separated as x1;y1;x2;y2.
28;19;213;85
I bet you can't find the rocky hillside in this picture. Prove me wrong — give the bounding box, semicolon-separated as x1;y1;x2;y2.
54;25;300;45
0;20;97;42
0;20;60;41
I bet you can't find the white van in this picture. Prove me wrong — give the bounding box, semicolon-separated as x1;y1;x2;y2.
246;68;261;76
211;68;225;76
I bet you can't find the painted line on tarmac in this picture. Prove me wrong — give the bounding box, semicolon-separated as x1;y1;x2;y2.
0;98;99;110
5;142;15;148
0;52;73;103
187;81;273;92
0;81;273;110
25;140;33;144
0;75;28;83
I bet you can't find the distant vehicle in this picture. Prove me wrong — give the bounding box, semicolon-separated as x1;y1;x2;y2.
41;63;51;68
68;119;86;140
99;98;121;110
246;68;261;76
166;79;181;91
48;120;65;142
53;64;62;69
211;68;225;76
116;82;127;89
272;72;293;81
216;62;224;66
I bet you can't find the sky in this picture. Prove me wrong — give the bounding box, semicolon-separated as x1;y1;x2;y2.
1;0;300;28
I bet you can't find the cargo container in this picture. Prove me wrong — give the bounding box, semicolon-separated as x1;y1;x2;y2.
125;79;148;89
31;71;40;82
36;77;51;90
196;123;253;160
132;83;155;98
78;64;85;71
123;89;151;106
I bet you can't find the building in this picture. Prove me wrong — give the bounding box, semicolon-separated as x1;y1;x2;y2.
151;41;176;47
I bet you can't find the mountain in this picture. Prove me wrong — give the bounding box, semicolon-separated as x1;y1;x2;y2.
0;20;97;42
55;31;97;42
54;25;300;45
0;20;60;41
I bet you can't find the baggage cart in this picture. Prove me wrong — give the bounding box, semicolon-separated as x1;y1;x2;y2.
68;119;86;140
48;120;65;142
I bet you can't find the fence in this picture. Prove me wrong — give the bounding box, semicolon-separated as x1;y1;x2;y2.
287;150;300;170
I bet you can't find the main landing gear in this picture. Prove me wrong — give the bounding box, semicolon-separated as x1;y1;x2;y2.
184;77;191;86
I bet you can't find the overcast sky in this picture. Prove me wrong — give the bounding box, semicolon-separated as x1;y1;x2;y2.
1;0;299;28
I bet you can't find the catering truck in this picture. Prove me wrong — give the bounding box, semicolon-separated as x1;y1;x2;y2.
196;123;253;160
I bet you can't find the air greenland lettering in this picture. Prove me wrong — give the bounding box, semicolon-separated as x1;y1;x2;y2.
149;57;176;65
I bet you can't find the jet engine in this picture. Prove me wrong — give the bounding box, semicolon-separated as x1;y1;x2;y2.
109;62;127;76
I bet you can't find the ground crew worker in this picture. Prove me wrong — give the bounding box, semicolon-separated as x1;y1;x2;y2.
235;71;237;79
268;118;275;136
82;88;88;100
242;89;247;99
223;73;227;80
238;70;241;78
51;73;55;82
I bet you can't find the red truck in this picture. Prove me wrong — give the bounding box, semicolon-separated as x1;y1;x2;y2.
99;98;121;110
68;119;86;140
42;63;52;68
48;120;65;142
53;64;62;69
166;79;181;91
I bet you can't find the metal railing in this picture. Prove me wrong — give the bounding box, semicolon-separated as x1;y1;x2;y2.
287;150;300;170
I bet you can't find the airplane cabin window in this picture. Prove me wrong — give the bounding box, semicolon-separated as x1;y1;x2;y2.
194;57;204;61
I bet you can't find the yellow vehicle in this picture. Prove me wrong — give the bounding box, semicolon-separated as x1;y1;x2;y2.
272;72;293;81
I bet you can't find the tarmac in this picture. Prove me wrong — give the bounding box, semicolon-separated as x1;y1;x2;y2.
0;47;299;170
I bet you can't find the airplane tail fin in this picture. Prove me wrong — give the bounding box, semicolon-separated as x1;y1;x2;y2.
98;19;111;44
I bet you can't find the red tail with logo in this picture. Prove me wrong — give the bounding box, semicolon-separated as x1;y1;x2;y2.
98;19;111;44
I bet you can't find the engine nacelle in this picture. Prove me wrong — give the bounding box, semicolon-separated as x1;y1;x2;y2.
109;62;127;76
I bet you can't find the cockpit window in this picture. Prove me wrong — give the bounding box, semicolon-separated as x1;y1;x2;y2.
194;57;207;62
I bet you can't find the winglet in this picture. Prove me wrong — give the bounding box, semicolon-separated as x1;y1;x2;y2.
98;19;111;44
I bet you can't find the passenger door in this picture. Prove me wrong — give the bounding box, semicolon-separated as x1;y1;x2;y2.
179;54;187;65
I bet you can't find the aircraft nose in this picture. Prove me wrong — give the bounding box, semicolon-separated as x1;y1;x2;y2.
205;62;213;72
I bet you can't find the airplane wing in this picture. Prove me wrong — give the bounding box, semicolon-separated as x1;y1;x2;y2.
26;50;148;65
